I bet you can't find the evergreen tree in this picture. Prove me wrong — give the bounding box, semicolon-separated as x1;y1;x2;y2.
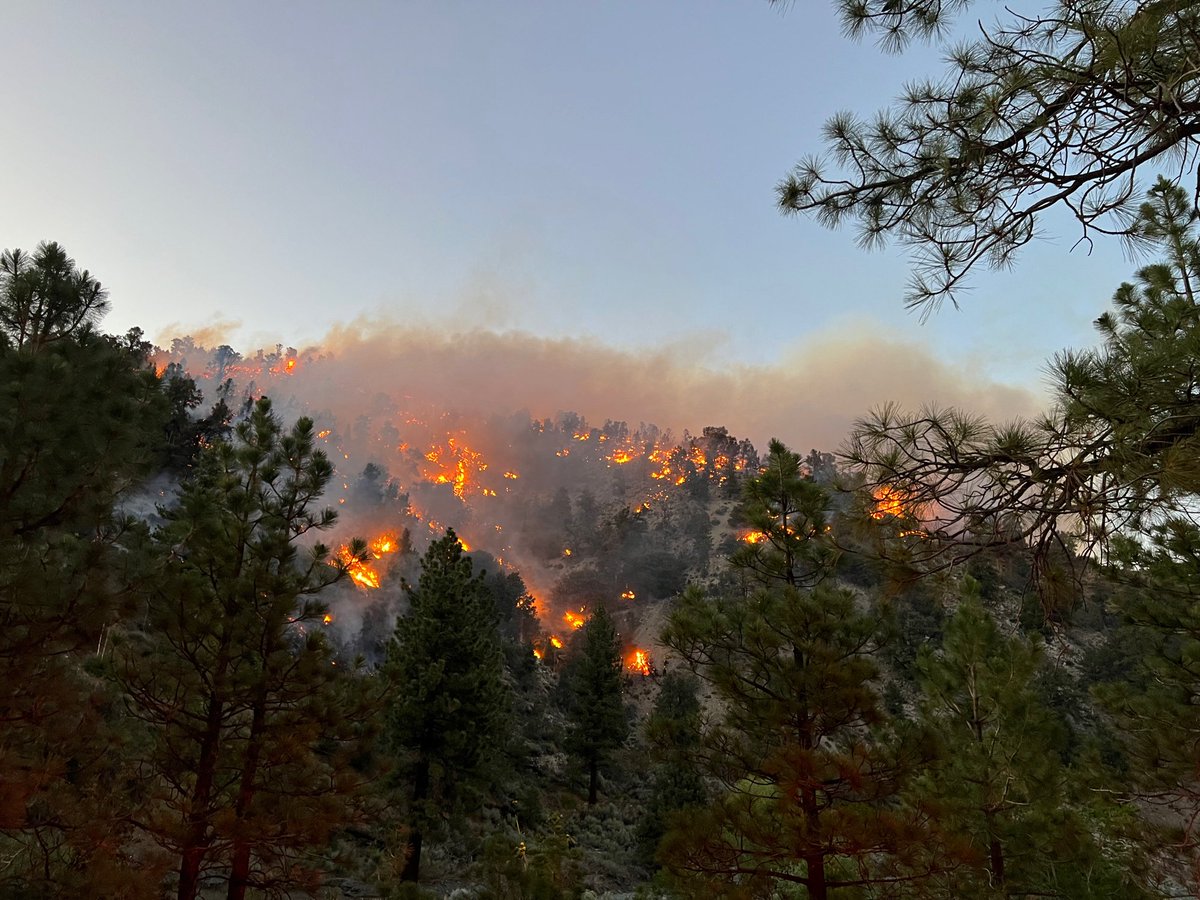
844;180;1200;606
731;438;833;588
1097;519;1200;889
661;583;936;898
636;671;706;865
0;247;174;896
383;529;508;883
776;0;1200;308
564;603;628;805
114;398;363;900
913;591;1147;897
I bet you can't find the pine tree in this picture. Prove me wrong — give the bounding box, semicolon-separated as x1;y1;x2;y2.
1097;520;1200;889
114;398;364;900
775;1;1200;308
913;590;1147;898
564;603;628;805
0;247;174;895
383;529;508;883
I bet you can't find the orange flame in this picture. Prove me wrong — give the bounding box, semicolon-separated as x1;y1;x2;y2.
871;485;908;520
322;613;334;625
626;648;651;676
550;636;564;649
334;531;401;590
620;590;636;600
564;608;587;630
741;531;767;544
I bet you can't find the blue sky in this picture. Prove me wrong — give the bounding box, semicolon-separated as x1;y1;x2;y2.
0;1;1141;390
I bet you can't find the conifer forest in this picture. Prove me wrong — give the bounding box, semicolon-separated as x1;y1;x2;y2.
7;2;1200;898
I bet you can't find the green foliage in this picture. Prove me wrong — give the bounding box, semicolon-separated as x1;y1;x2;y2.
913;592;1150;898
563;604;628;805
0;248;177;896
1097;519;1200;886
636;672;706;865
660;582;936;897
0;241;110;350
114;397;365;900
777;0;1200;308
384;529;509;881
730;438;834;587
845;180;1200;610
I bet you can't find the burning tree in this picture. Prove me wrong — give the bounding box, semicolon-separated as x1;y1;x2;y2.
114;398;369;900
383;529;508;884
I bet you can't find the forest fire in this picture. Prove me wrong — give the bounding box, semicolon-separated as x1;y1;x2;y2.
626;648;652;676
564;609;587;630
334;531;401;590
741;531;767;544
621;589;635;600
871;485;908;519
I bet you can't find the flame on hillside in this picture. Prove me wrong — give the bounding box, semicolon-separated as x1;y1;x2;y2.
626;648;652;676
871;486;909;520
334;531;401;590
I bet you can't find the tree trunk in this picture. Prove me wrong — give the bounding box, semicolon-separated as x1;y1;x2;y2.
177;651;230;900
401;757;430;883
227;683;269;900
587;756;599;805
802;783;826;900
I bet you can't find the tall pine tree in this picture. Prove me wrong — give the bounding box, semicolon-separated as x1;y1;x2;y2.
383;529;508;883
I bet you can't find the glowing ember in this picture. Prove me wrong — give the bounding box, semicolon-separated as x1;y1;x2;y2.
323;614;334;625
503;471;520;479
620;590;636;600
317;429;332;439
533;647;544;660
741;531;767;544
626;648;652;676
563;548;573;557
564;609;587;630
609;449;638;465
550;636;564;649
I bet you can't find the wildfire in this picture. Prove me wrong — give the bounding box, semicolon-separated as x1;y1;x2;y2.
609;448;638;465
550;636;564;649
620;589;636;600
323;613;334;625
871;485;908;520
626;648;652;676
564;608;587;630
334;531;401;590
741;531;767;544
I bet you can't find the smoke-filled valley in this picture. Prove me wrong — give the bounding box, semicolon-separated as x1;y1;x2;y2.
151;325;1039;667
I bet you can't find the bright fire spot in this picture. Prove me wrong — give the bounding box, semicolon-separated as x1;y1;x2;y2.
503;471;520;479
322;614;333;625
609;449;637;465
335;531;401;590
370;533;398;557
550;636;564;649
621;590;636;600
458;538;473;552
626;648;652;676
563;548;573;557
285;358;297;373
564;609;587;630
871;485;908;520
741;531;767;544
317;429;332;439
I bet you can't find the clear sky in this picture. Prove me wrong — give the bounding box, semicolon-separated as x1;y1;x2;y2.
0;1;1144;389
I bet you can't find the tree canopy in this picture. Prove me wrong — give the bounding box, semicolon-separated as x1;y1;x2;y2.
776;0;1200;310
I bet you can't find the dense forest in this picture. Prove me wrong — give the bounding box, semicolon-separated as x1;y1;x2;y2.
4;179;1200;899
